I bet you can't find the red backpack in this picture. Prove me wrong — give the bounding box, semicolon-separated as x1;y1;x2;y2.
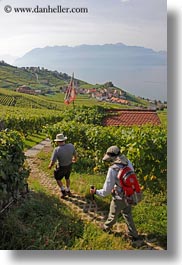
117;166;142;205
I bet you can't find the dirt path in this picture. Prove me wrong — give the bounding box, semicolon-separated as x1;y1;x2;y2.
25;139;165;250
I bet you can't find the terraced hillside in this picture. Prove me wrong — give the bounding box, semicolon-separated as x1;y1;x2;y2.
0;88;63;109
0;62;69;92
0;61;150;108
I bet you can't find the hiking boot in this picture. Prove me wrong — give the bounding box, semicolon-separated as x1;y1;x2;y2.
60;190;67;199
130;236;140;242
126;235;145;248
100;224;112;234
126;232;141;241
66;190;72;197
131;238;145;248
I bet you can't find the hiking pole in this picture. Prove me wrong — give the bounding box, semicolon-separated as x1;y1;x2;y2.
90;185;95;201
89;185;98;217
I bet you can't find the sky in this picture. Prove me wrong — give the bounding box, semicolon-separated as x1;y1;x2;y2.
0;0;167;58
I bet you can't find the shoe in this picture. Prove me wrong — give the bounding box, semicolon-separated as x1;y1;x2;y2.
61;190;67;199
130;236;140;242
100;224;112;234
127;233;141;241
131;238;145;248
126;235;145;248
66;190;72;197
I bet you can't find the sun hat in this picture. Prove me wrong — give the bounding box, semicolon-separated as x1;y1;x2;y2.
102;145;128;165
54;133;67;142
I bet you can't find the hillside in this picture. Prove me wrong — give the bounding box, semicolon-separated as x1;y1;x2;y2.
14;43;167;101
0;61;151;109
0;60;82;93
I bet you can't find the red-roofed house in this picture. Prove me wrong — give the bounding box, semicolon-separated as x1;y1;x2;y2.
103;109;161;126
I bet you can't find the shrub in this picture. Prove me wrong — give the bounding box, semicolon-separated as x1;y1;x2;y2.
0;130;29;209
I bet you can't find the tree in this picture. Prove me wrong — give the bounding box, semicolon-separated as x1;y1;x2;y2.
104;81;114;87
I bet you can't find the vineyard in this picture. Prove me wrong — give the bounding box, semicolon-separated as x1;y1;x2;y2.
0;63;67;92
0;87;129;110
0;88;64;109
0;105;64;135
0;130;29;211
0;86;167;249
0;104;167;194
44;106;167;195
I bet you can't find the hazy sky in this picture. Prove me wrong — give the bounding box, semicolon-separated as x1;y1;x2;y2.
0;0;167;57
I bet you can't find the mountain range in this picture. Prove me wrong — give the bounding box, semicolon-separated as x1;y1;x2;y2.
14;43;167;101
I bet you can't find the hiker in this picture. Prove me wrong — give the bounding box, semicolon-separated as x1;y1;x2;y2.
90;145;139;242
48;133;77;198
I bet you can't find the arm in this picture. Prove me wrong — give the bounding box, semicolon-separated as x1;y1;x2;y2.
95;167;116;197
48;149;57;169
72;153;78;163
48;160;55;169
72;148;78;163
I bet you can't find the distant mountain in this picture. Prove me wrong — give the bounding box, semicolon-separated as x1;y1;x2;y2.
14;43;167;101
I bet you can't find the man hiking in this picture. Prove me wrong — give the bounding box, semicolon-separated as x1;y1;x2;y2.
90;145;140;243
48;133;77;198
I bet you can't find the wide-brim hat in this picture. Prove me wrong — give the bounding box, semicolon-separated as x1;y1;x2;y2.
102;145;128;165
54;133;67;142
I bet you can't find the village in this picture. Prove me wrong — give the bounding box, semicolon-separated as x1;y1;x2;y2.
14;66;167;110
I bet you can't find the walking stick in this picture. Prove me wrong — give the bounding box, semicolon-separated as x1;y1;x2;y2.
90;185;95;201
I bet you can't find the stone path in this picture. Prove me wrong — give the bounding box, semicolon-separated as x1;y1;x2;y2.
25;138;51;157
25;139;165;250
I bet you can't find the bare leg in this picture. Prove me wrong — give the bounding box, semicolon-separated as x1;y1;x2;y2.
66;179;70;190
56;180;64;189
56;179;67;198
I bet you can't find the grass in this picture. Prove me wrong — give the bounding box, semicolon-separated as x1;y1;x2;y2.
158;109;167;127
0;137;167;250
0;177;130;250
36;148;167;249
0;191;85;250
0;144;167;250
0;172;166;250
23;132;47;150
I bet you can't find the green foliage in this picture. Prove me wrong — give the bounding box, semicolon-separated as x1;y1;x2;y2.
114;125;167;194
0;88;63;109
61;105;107;125
0;105;64;136
0;65;167;250
0;130;29;208
132;190;167;248
46;118;167;195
